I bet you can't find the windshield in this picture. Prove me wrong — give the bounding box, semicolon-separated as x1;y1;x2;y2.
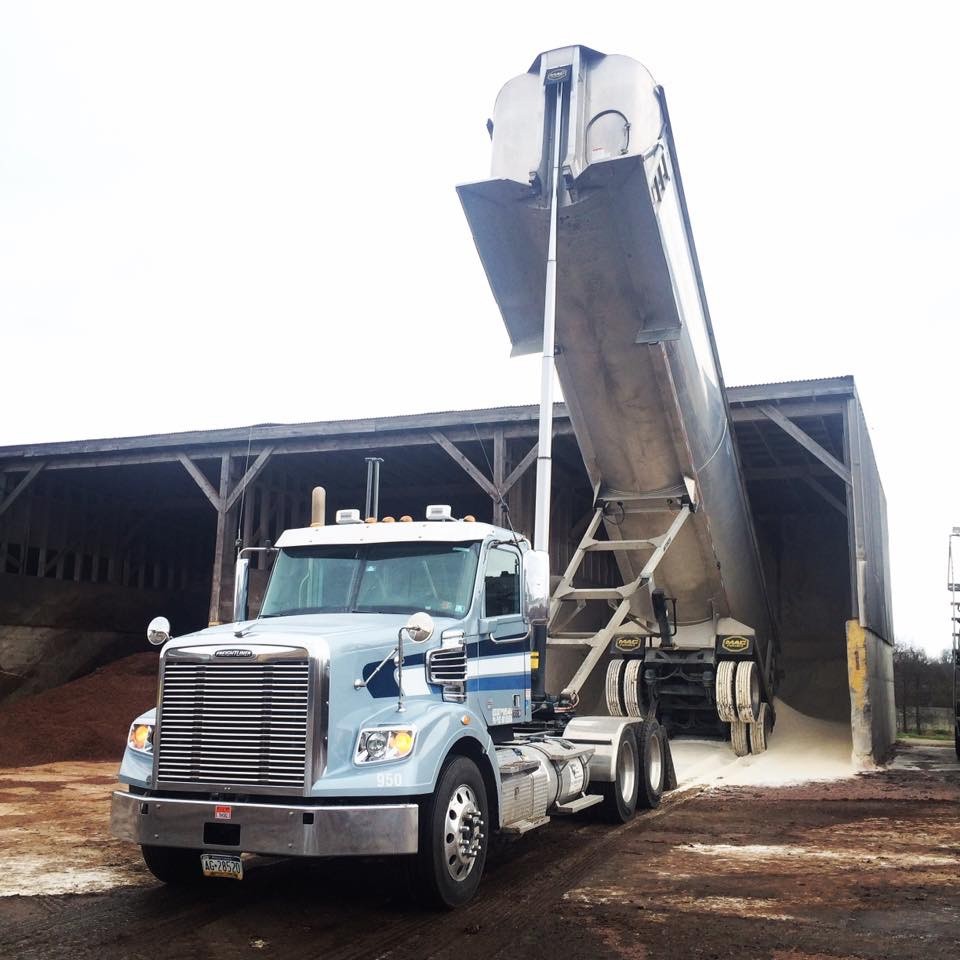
259;541;481;618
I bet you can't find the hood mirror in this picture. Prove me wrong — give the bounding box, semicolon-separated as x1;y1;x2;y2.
147;616;171;646
403;612;434;644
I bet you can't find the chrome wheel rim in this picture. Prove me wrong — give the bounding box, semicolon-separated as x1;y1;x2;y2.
617;739;637;803
443;783;483;882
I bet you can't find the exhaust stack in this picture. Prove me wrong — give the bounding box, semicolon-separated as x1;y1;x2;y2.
310;486;326;527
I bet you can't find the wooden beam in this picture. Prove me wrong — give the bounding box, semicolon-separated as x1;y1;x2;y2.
177;453;223;510
731;400;844;424
492;430;506;526
802;476;848;517
0;462;44;518
502;442;538;493
224;445;275;512
3;423;575;473
429;431;497;499
208;455;231;626
757;404;852;485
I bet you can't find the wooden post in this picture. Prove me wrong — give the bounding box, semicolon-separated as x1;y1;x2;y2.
492;430;506;526
208;454;232;626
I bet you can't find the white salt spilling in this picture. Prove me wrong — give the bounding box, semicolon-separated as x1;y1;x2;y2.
669;699;859;789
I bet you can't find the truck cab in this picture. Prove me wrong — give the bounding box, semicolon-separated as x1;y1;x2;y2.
111;502;666;907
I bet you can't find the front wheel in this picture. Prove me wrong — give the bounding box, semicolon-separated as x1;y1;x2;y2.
140;845;203;884
409;756;489;909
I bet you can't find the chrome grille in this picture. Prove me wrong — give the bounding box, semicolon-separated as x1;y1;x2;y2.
426;645;467;702
157;659;310;789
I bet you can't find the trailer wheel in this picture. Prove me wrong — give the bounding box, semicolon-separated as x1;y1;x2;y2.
636;720;666;809
730;720;750;757
715;661;737;722
749;702;772;754
409;755;488;909
735;660;761;723
605;659;627;716
599;726;641;822
140;845;203;884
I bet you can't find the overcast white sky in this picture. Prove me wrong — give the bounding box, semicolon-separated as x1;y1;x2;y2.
2;2;958;654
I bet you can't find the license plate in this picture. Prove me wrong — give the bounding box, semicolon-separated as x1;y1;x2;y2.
201;853;243;880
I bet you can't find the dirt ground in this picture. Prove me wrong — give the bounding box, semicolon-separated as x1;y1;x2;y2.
1;742;958;960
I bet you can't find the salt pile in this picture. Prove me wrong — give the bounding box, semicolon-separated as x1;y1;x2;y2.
671;700;858;789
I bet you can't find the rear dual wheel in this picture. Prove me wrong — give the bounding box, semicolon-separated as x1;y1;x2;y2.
716;660;761;724
599;721;665;822
731;700;773;756
605;658;650;718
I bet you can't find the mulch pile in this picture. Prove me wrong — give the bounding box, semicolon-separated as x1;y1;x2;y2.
0;654;159;767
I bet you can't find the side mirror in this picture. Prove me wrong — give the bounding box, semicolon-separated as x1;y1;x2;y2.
522;550;550;624
147;616;171;646
233;557;250;623
403;611;434;644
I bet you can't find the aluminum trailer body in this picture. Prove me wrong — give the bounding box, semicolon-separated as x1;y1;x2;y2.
459;46;778;747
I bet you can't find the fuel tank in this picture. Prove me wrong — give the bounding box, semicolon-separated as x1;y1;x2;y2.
458;47;776;675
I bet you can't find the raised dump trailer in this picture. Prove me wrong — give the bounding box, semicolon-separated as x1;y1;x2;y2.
459;45;778;753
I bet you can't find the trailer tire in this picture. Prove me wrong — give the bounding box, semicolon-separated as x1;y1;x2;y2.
735;660;761;723
605;659;627;716
599;726;641;822
749;702;772;754
730;720;750;757
636;720;666;810
715;661;737;722
408;755;488;909
140;845;204;884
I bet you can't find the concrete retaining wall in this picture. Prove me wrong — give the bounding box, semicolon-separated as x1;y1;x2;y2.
846;619;897;765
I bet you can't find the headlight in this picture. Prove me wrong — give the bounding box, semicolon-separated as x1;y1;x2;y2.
128;722;155;754
355;727;416;764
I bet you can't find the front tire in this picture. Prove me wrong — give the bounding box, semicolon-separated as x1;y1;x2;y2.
409;756;489;909
140;845;203;884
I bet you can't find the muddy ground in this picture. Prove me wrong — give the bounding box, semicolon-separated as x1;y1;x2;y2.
1;743;958;960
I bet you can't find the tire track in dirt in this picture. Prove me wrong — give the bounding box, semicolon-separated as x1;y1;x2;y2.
315;788;707;960
0;788;704;960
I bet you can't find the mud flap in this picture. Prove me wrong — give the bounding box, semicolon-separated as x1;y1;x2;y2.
663;735;678;791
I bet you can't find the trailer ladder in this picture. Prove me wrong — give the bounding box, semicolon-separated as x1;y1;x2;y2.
548;492;694;703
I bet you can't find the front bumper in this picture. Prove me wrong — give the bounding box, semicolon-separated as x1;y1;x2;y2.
110;791;419;857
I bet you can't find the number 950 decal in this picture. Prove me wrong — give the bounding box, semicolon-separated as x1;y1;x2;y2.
376;772;403;788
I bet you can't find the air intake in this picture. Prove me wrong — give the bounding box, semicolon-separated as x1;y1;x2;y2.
426;645;467;702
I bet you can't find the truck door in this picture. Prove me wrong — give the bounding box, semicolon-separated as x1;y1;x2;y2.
476;544;531;726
